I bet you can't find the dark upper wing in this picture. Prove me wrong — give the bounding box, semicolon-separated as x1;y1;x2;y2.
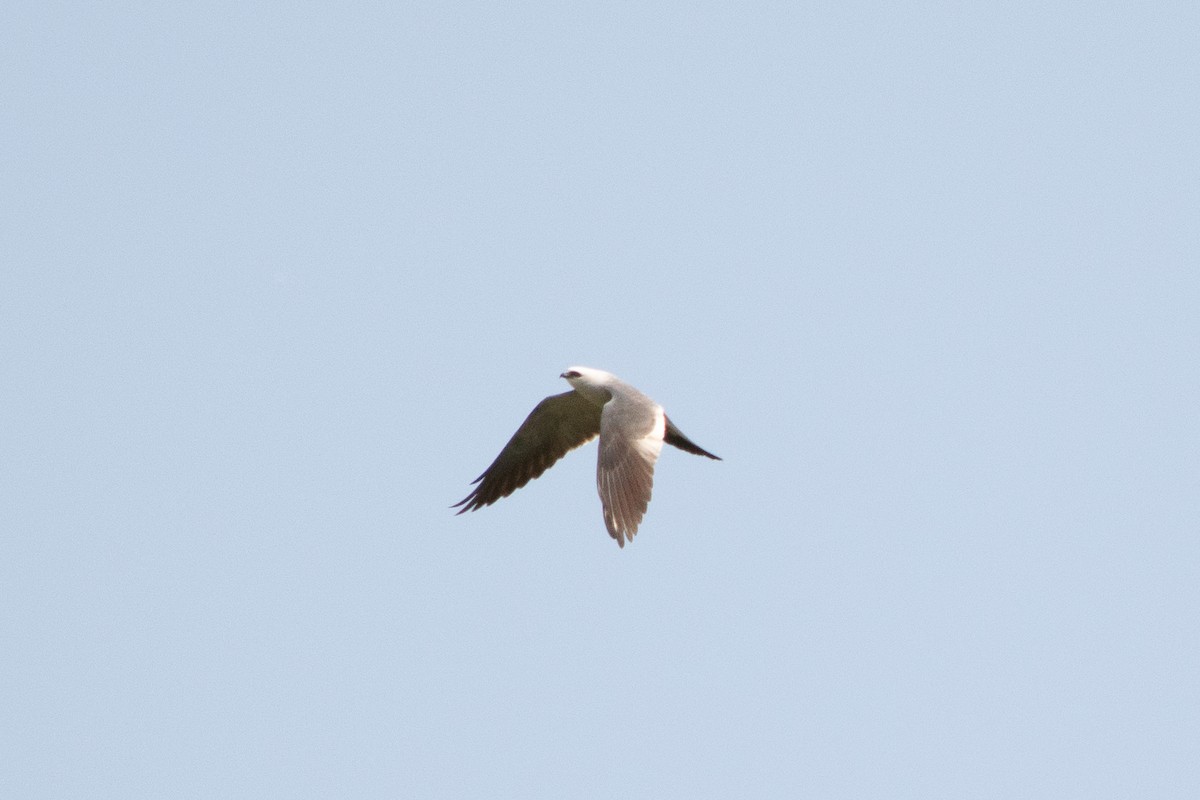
664;415;721;460
453;391;602;514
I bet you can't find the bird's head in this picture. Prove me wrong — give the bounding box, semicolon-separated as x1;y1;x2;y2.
560;367;618;404
560;366;611;386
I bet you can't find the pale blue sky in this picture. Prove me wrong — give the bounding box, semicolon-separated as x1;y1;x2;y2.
3;2;1198;798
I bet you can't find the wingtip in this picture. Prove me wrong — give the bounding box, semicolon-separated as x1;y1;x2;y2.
663;415;722;460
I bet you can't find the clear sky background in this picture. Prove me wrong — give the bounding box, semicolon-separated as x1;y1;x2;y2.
3;2;1198;798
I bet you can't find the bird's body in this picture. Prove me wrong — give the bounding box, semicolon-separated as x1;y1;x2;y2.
453;366;720;547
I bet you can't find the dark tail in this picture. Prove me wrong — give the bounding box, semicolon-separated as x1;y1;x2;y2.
664;415;721;460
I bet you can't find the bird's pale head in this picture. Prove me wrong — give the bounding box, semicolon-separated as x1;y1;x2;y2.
560;366;614;395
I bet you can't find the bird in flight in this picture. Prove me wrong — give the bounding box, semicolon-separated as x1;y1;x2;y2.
453;366;721;547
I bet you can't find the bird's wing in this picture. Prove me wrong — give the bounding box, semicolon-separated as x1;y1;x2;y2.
453;391;601;513
596;397;665;547
664;415;721;460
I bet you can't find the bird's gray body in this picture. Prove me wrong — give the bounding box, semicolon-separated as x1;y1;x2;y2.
454;366;720;547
